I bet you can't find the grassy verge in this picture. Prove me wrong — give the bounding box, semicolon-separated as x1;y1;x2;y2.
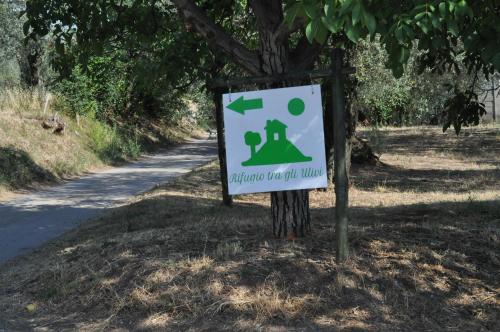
0;88;204;196
0;127;499;331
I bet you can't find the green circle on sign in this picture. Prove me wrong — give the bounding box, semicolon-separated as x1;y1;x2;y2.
288;98;305;116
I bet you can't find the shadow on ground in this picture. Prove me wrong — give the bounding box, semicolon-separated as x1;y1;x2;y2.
359;127;500;167
1;191;498;331
0;146;56;190
352;163;500;193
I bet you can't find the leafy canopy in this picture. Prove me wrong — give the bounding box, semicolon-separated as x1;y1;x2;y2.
285;0;499;78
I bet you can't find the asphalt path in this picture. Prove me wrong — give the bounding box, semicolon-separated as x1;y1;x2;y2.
0;139;217;264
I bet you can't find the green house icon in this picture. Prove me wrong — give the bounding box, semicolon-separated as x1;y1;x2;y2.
266;119;287;143
242;119;312;166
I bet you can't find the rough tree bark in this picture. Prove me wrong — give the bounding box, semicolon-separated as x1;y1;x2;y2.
172;0;325;238
250;0;311;238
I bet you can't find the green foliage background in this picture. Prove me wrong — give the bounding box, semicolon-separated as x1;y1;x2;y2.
1;0;498;131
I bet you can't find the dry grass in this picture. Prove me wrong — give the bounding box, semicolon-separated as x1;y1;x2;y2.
0;127;498;331
0;88;203;197
0;89;103;196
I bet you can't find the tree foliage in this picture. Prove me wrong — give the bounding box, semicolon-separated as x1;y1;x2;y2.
0;1;52;88
286;0;499;78
0;2;22;61
0;2;22;87
22;0;499;129
442;89;486;134
21;1;210;119
353;38;479;127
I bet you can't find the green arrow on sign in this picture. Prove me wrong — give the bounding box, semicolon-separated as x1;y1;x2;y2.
227;96;263;115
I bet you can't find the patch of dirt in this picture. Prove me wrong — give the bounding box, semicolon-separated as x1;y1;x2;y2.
0;127;498;331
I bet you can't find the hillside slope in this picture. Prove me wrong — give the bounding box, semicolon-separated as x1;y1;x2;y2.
0;89;203;197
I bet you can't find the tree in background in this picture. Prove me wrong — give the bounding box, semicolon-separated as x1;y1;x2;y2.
22;0;219;121
17;38;44;87
353;38;475;127
0;0;50;88
297;0;498;133
0;2;22;87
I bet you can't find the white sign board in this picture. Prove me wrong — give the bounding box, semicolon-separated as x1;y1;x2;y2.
223;85;327;195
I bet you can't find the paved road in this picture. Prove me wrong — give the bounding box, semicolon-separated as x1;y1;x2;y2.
0;139;217;264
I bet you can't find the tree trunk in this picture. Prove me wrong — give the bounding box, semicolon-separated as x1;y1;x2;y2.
172;0;325;238
271;189;310;238
249;0;310;239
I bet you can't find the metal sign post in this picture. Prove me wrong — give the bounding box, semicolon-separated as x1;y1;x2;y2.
213;87;233;206
332;48;349;262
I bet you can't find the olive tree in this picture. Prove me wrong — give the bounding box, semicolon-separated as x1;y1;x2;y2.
23;1;500;251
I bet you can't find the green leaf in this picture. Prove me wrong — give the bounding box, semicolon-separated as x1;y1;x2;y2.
395;26;404;43
23;21;30;36
339;0;353;16
314;23;329;44
448;20;459;36
284;3;303;28
415;12;426;20
439;2;447;16
321;15;343;33
392;63;404;78
419;18;430;34
346;23;362;42
399;46;410;64
304;3;318;19
363;11;377;35
455;0;467;17
431;15;441;29
402;25;414;39
414;4;428;12
306;19;320;43
324;0;335;17
352;2;362;25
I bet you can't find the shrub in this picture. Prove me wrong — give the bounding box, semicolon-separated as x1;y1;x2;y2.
54;56;128;119
86;120;142;163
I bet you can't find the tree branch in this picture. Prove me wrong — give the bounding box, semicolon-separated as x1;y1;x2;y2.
170;0;261;75
275;17;306;44
248;0;283;31
290;36;326;70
